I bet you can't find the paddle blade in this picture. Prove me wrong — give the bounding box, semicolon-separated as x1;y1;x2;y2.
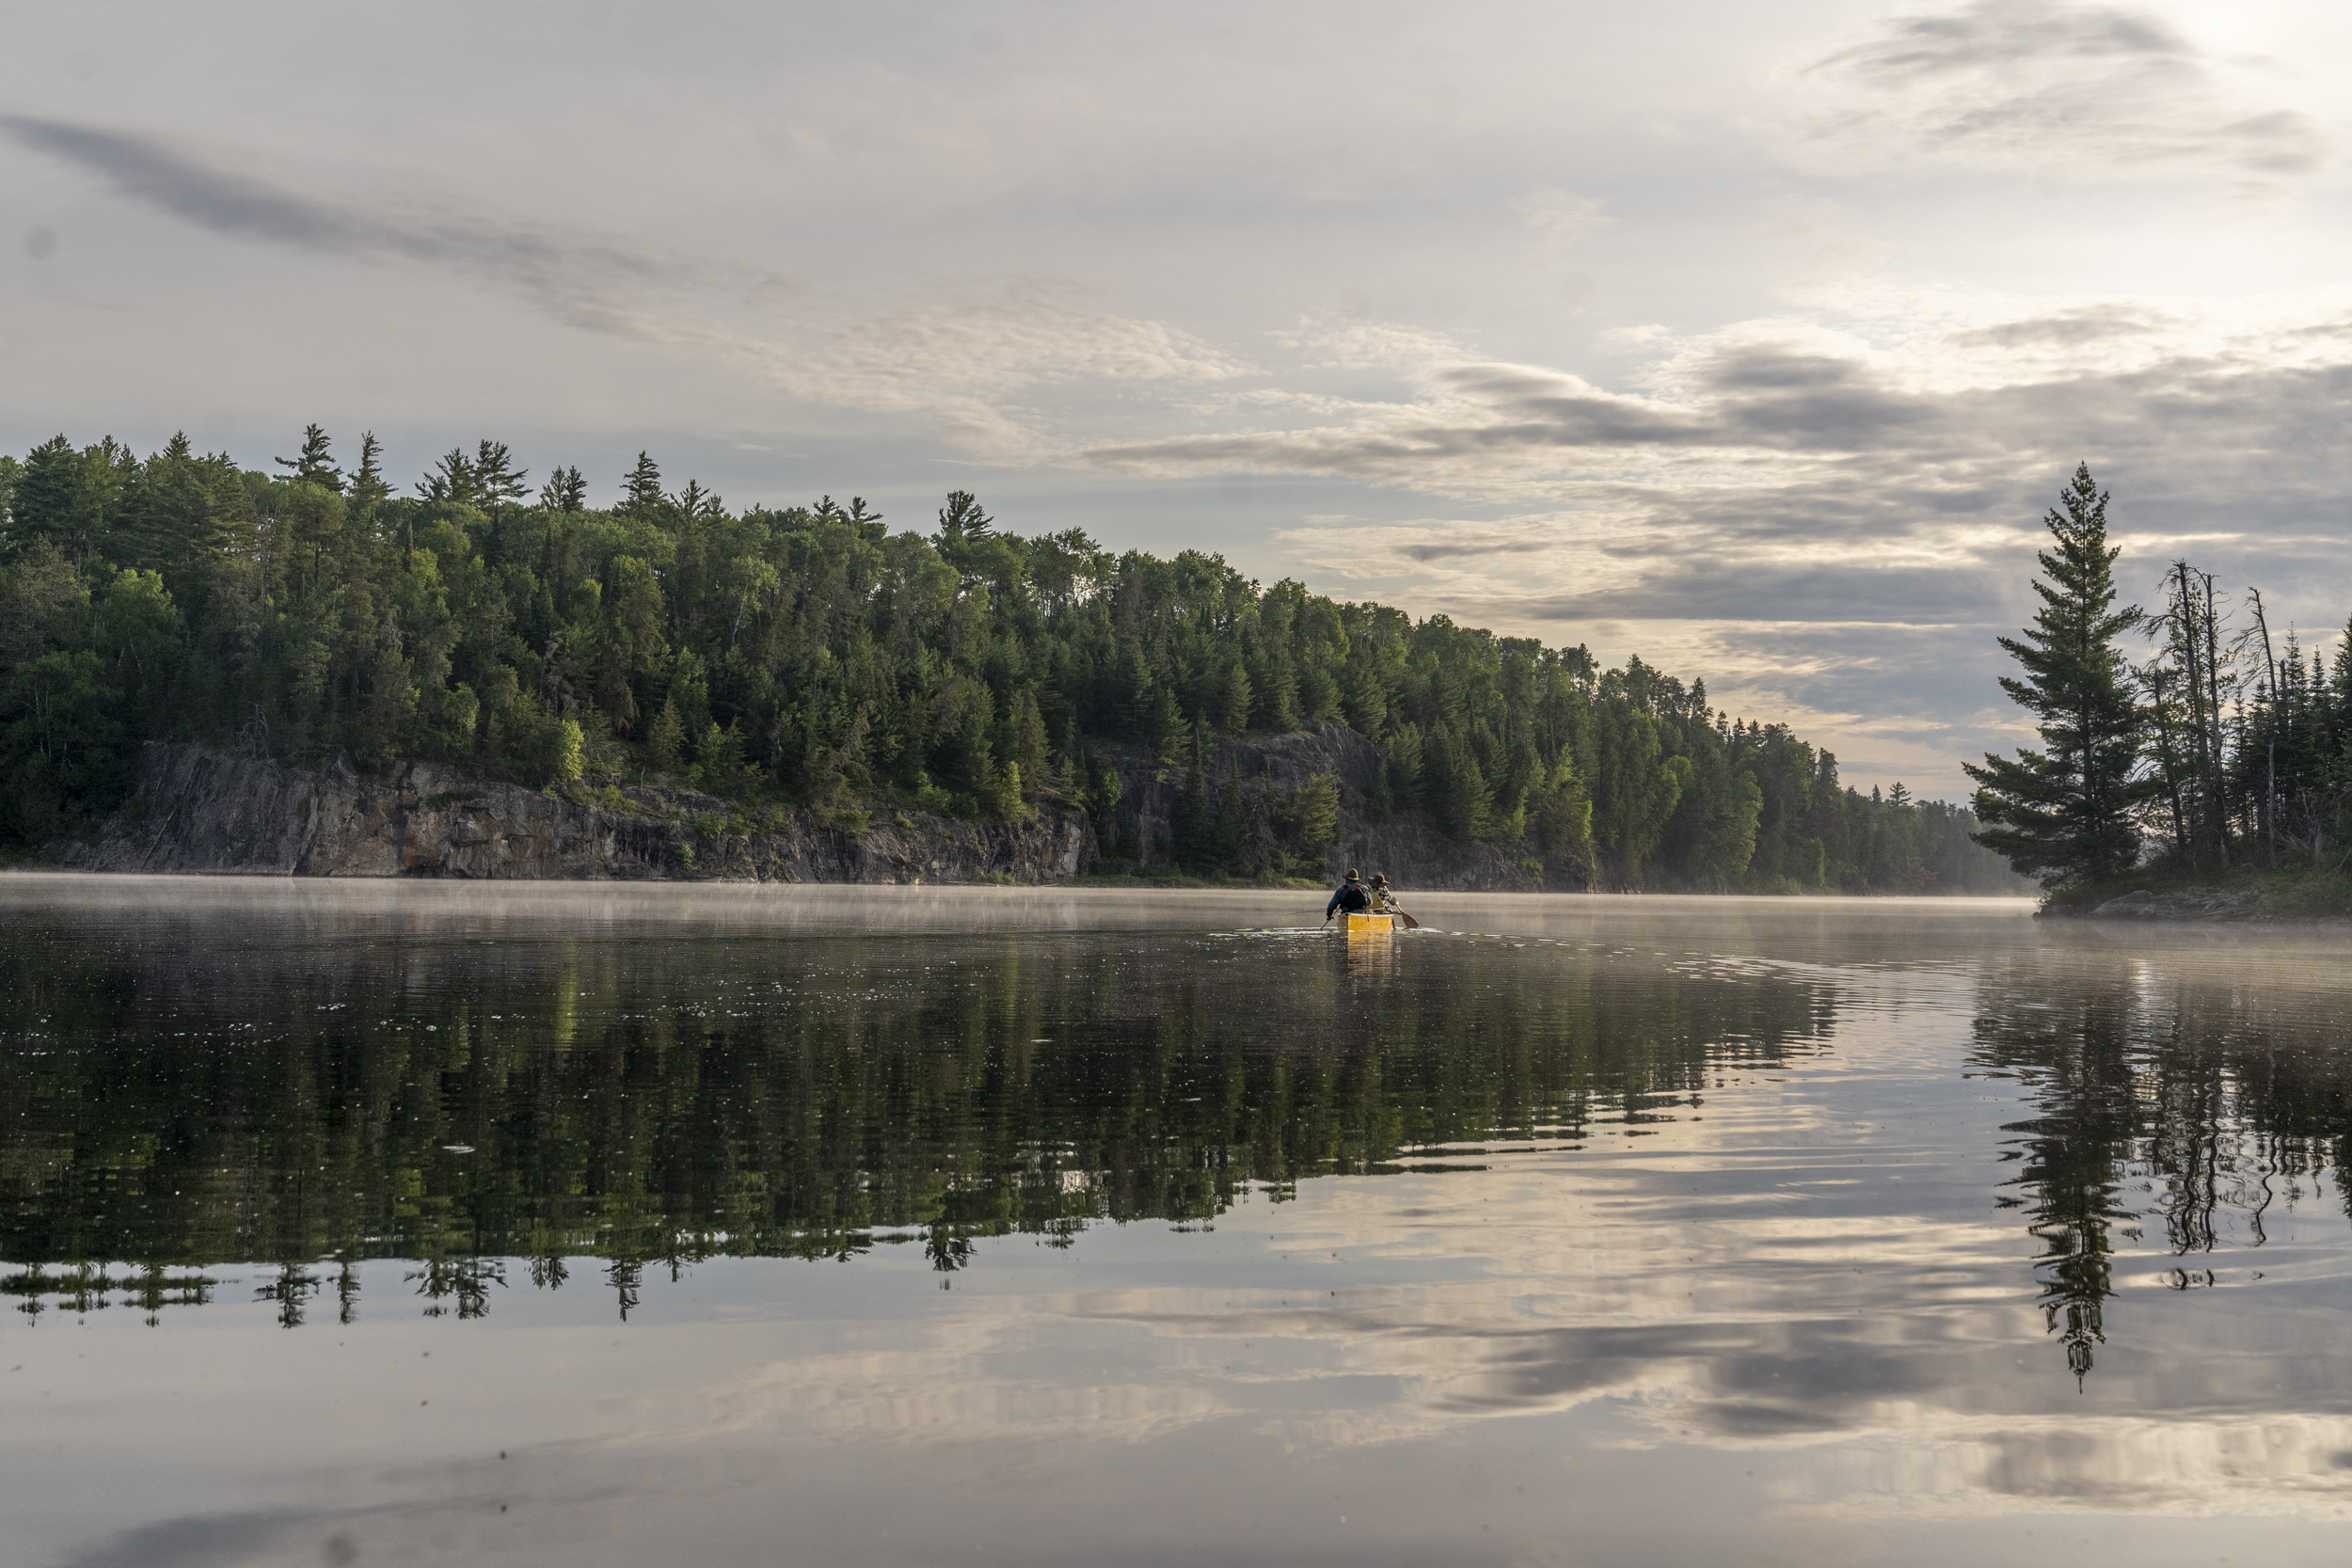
1396;911;1421;929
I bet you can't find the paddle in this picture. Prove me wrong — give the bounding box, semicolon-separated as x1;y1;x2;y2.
1391;908;1422;930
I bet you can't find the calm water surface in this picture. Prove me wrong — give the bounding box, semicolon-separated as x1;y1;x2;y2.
5;875;2351;1566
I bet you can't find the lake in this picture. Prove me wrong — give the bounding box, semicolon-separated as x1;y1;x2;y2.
5;875;2350;1566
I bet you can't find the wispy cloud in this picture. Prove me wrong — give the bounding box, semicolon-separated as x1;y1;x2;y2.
0;114;1250;461
0;114;728;339
1148;283;2352;787
1515;187;1613;267
1792;0;2329;195
775;283;1252;459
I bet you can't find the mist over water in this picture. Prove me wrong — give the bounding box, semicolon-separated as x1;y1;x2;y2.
6;876;2351;1566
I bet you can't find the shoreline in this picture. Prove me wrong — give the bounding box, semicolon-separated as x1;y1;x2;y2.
2044;865;2352;924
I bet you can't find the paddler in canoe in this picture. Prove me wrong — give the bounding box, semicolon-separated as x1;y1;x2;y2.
1325;869;1421;931
1326;868;1372;924
1369;874;1420;928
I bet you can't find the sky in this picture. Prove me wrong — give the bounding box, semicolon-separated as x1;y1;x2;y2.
6;0;2351;798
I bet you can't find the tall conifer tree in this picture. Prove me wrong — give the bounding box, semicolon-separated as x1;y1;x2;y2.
274;424;342;492
539;465;588;513
348;433;389;520
619;452;663;515
474;440;529;514
1965;465;2147;887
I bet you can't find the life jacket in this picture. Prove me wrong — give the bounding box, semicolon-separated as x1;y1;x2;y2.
1337;880;1370;912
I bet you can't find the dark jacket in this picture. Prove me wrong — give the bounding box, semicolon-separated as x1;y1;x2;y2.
1326;879;1370;919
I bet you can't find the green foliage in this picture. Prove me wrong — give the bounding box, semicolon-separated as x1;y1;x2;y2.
4;649;127;838
552;719;585;783
0;424;2024;891
1967;463;2352;895
1293;769;1340;849
273;423;342;492
1966;466;2148;889
646;694;687;771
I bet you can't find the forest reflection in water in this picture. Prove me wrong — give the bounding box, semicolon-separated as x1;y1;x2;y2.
8;876;2352;1566
4;879;1840;1323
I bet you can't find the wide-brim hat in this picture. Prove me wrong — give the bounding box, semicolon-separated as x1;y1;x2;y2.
1344;867;1360;880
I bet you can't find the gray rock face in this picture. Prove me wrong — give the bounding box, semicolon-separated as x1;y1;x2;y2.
2089;889;2159;918
2087;885;2266;922
58;743;1097;884
57;725;1573;891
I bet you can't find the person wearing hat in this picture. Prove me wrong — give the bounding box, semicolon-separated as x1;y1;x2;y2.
1325;867;1372;922
1367;873;1393;911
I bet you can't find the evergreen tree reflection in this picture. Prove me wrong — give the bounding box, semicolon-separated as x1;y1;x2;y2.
258;1260;320;1329
1973;944;2352;1384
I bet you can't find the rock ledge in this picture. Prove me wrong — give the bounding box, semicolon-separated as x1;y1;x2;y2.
56;742;1095;884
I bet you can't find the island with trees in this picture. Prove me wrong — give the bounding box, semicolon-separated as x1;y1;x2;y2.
0;423;2022;893
1970;465;2352;919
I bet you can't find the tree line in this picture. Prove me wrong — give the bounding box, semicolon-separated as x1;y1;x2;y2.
0;423;2022;893
1968;464;2352;891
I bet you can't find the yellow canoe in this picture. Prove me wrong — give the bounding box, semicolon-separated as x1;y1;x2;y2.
1343;911;1398;936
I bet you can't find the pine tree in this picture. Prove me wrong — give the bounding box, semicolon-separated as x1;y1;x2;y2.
646;694;686;771
474;441;529;514
415;449;480;508
671;479;725;521
12;436;104;561
935;490;993;546
274;424;342;492
1220;660;1253;732
539;465;588;513
1964;465;2149;888
619;452;663;515
1011;689;1049;793
1290;769;1340;856
348;433;389;522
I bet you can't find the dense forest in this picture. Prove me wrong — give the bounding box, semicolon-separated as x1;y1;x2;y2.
0;424;2021;893
1969;465;2352;893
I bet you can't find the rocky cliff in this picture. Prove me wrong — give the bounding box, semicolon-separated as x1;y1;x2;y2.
56;727;1563;890
58;743;1096;883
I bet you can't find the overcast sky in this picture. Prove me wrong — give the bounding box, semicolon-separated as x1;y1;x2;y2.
7;0;2350;796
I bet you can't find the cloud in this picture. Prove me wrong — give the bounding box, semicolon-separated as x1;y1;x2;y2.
1272;317;1473;373
1393;533;1557;564
1089;289;2352;515
0;114;721;340
771;283;1252;459
1792;0;2329;194
0;115;1248;461
1081;346;1928;495
1515;187;1613;266
1946;303;2173;351
1147;286;2352;791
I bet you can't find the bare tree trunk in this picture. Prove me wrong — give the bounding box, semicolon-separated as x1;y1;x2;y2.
2171;562;2220;868
2249;588;2279;864
2197;568;2230;867
2148;662;2189;863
